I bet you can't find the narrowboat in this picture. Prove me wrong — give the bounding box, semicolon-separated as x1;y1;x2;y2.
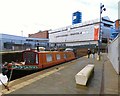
2;49;75;81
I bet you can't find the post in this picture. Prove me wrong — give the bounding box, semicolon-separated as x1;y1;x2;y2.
21;30;23;50
98;3;106;61
98;3;101;60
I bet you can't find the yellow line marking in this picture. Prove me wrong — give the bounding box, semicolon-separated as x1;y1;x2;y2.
2;66;65;94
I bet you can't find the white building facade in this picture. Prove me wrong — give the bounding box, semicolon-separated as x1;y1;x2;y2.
49;17;113;48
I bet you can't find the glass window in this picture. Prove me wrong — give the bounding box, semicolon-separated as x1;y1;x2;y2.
36;54;38;64
4;42;13;49
56;54;60;60
46;54;52;62
23;52;36;64
64;54;67;59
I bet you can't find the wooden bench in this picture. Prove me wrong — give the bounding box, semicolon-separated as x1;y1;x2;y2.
75;64;94;85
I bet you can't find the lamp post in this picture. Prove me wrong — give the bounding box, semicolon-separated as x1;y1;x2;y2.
98;3;106;60
21;30;23;50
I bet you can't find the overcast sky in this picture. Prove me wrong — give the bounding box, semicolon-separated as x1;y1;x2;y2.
0;0;119;37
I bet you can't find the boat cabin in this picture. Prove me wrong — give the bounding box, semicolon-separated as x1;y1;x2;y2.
22;50;75;69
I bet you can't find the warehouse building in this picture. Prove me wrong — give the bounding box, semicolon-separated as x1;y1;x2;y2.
0;34;49;51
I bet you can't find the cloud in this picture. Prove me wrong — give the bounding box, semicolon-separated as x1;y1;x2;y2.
0;0;118;36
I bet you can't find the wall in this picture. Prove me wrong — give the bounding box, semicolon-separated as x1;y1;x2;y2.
115;19;120;30
49;21;100;44
29;30;49;38
49;17;113;47
108;34;120;74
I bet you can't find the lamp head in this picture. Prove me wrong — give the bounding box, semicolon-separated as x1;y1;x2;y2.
103;8;106;11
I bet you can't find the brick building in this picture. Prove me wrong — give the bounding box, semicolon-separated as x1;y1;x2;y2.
28;30;49;39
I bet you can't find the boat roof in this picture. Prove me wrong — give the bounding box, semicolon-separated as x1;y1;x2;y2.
23;50;71;53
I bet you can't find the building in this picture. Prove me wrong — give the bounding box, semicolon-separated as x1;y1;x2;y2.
0;34;49;51
72;11;82;24
115;19;120;31
28;30;49;38
118;1;120;19
110;19;120;39
49;16;114;48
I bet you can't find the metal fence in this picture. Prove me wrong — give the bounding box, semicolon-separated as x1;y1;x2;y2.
108;34;120;74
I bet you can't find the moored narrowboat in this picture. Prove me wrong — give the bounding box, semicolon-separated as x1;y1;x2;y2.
2;49;75;81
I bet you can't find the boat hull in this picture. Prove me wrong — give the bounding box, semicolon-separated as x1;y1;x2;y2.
6;69;40;81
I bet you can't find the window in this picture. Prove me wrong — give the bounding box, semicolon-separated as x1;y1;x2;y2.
46;54;52;62
23;52;36;64
36;54;38;64
64;54;67;59
4;42;13;49
56;54;60;60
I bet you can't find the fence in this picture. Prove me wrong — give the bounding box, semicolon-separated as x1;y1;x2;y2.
108;34;120;74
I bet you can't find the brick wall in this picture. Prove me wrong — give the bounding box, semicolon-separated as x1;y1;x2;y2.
29;30;49;38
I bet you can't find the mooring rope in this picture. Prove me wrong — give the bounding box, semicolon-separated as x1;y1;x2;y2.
6;62;14;87
7;69;13;86
1;62;14;91
0;79;9;91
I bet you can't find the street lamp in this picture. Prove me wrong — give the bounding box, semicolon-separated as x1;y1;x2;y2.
21;30;23;50
98;3;106;60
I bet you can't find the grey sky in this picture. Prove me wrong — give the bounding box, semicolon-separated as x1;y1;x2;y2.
0;0;119;36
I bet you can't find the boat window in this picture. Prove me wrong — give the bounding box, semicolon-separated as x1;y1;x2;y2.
56;54;61;60
23;52;38;64
64;54;67;59
46;54;52;62
36;54;38;64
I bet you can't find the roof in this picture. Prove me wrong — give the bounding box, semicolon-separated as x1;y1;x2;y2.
0;33;49;41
